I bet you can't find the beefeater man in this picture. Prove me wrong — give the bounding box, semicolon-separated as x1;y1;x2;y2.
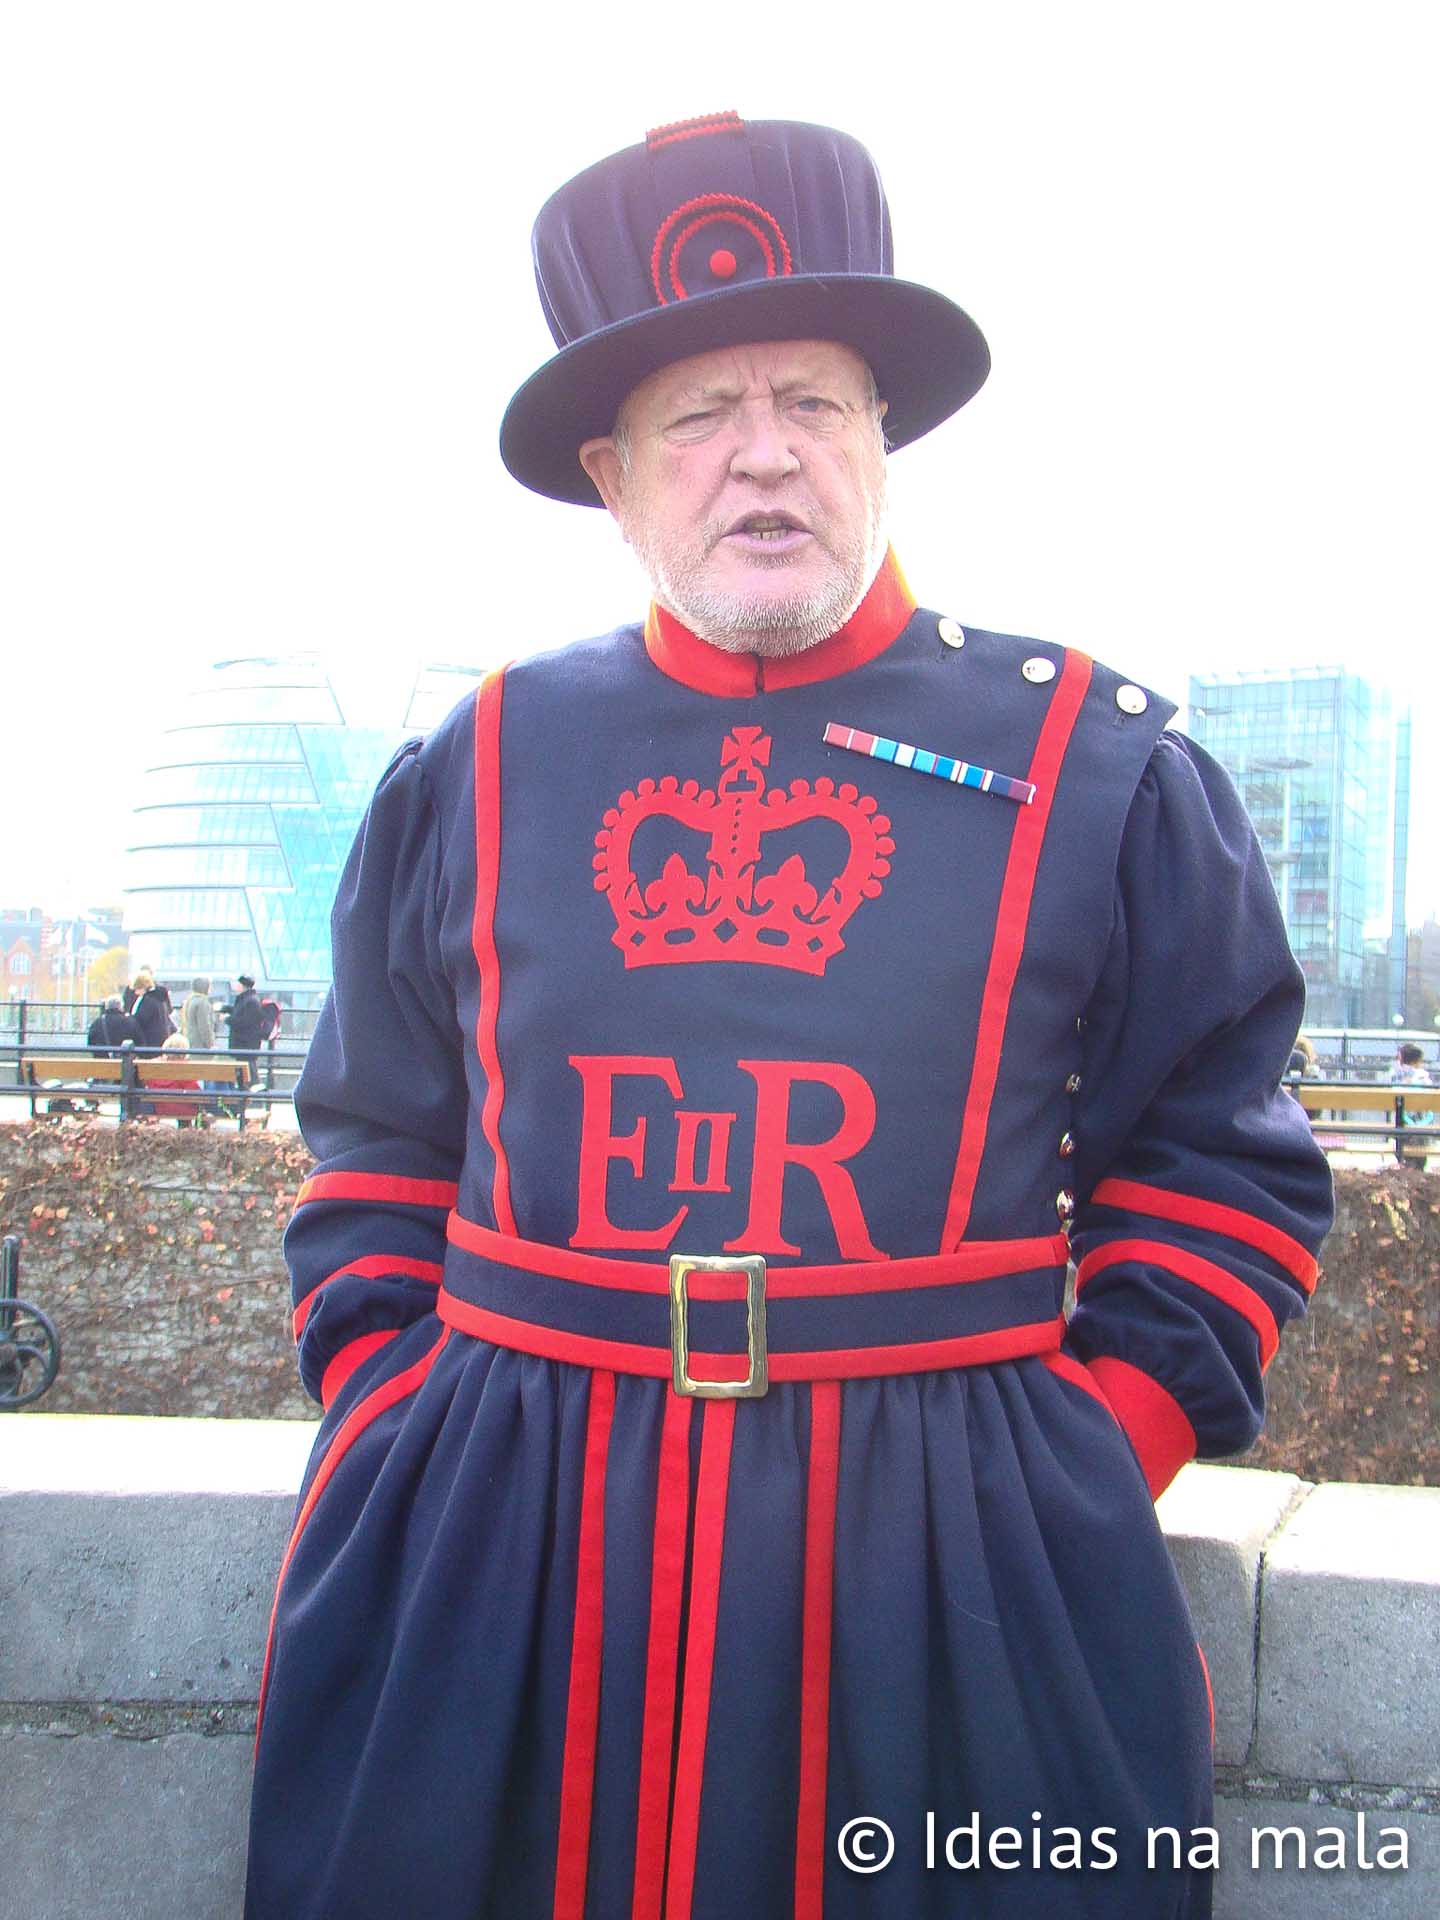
245;112;1333;1920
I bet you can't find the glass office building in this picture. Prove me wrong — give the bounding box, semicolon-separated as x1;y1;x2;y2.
125;657;486;1006
1187;668;1411;1028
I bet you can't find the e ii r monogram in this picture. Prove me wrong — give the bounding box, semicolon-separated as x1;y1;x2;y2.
569;1053;886;1259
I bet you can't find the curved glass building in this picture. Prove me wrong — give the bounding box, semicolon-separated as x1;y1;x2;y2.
125;656;485;1006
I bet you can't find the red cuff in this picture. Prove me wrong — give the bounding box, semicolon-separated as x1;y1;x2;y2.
319;1329;399;1409
1085;1355;1196;1500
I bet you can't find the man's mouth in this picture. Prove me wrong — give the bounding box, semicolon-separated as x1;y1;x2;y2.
723;512;812;545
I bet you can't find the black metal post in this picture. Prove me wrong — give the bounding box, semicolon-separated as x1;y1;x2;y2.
1;1235;18;1341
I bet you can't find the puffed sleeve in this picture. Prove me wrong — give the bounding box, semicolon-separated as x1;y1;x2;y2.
285;741;468;1408
1063;732;1334;1498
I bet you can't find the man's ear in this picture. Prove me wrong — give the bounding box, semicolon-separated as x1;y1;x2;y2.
578;437;626;518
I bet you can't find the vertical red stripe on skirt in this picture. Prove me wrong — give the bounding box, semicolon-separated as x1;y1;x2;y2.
940;649;1093;1247
631;1392;696;1920
552;1370;617;1920
794;1382;842;1918
664;1399;737;1920
471;667;518;1235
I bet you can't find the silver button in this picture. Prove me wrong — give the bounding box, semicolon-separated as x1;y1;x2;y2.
938;617;965;649
1056;1189;1076;1224
1065;1072;1082;1095
1058;1131;1076;1158
1116;683;1148;715
1022;656;1057;684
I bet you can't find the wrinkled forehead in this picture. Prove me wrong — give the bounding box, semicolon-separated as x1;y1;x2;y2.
617;338;876;426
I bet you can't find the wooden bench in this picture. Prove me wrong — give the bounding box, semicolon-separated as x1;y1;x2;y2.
23;1055;121;1119
22;1052;254;1126
134;1056;254;1126
1291;1080;1436;1162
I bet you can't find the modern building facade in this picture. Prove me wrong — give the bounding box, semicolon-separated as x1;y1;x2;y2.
1187;668;1411;1028
125;657;486;1007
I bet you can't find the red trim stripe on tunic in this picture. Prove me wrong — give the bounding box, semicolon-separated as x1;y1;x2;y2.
435;1292;1065;1380
448;1211;1066;1297
1197;1642;1216;1745
665;1399;737;1920
472;668;518;1235
292;1254;444;1340
1077;1237;1282;1367
631;1392;695;1920
1042;1350;1197;1497
254;1325;450;1748
940;649;1094;1247
294;1172;458;1211
1085;1354;1197;1499
794;1382;841;1919
318;1329;398;1408
552;1371;617;1920
1041;1348;1113;1410
1090;1177;1318;1293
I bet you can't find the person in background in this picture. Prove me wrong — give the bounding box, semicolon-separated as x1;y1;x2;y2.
87;994;140;1055
129;968;172;1054
1287;1033;1316;1078
1392;1040;1433;1085
259;994;283;1046
225;973;264;1052
1391;1041;1434;1168
182;975;216;1051
147;1031;203;1126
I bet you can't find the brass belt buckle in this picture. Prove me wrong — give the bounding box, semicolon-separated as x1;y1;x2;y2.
668;1253;768;1399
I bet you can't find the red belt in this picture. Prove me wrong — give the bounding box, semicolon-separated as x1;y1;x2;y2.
437;1212;1068;1395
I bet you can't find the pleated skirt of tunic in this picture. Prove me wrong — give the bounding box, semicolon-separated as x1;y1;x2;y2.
245;1319;1214;1919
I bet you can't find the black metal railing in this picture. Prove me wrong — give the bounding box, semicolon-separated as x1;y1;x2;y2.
0;997;326;1050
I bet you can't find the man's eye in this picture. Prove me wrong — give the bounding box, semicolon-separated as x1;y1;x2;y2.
669;410;719;432
792;395;842;419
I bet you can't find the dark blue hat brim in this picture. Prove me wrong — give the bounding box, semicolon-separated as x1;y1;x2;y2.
499;272;990;506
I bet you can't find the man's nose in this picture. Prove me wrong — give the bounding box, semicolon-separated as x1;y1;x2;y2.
728;404;802;483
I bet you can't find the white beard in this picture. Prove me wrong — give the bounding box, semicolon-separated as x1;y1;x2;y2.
626;491;889;658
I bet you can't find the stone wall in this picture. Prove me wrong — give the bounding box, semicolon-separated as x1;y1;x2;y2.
1245;1169;1439;1486
1;1118;315;1421
5;1424;1437;1920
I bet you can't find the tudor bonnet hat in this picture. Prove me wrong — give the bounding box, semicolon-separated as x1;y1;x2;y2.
499;111;990;506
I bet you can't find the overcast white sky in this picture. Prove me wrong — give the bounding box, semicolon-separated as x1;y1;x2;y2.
4;2;1436;919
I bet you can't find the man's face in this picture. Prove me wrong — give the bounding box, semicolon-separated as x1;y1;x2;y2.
579;339;888;656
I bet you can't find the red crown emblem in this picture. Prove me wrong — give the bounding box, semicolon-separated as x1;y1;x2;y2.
592;727;893;975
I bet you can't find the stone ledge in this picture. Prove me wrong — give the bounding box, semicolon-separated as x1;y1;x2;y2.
5;1724;253;1920
0;1418;315;1709
1;1493;295;1702
1156;1462;1308;1767
1257;1481;1440;1788
1213;1797;1438;1920
2;1411;316;1495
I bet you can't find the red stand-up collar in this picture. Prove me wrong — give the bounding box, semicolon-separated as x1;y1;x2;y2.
642;548;916;696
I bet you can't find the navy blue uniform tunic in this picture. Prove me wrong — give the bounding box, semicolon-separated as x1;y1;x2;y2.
245;558;1332;1919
